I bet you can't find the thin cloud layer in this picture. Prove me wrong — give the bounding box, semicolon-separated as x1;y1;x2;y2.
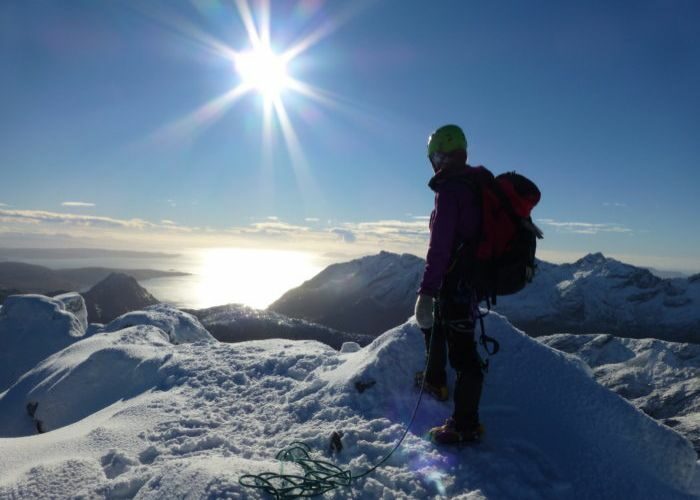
0;207;431;256
537;218;632;235
0;209;191;232
246;221;311;234
61;202;95;207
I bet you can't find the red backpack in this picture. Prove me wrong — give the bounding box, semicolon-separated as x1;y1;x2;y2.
447;166;543;304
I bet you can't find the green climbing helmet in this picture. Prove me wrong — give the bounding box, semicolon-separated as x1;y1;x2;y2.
427;124;467;157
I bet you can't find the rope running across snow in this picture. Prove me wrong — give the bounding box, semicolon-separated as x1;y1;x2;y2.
239;336;432;498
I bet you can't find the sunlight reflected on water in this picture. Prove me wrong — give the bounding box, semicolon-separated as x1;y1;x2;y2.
187;247;323;309
15;247;329;311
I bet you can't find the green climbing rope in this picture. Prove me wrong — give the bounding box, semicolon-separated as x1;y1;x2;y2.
238;442;352;498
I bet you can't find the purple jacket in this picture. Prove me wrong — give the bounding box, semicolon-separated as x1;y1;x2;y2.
418;165;481;297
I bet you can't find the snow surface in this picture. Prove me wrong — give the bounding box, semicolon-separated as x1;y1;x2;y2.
0;309;698;498
0;295;86;393
539;333;700;456
0;325;173;436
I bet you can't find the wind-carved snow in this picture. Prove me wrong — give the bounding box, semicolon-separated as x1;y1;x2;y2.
0;295;87;393
101;304;215;345
539;333;700;456
53;292;88;333
0;325;174;436
0;309;697;498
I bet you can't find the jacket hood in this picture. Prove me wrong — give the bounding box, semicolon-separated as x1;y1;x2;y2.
428;164;474;192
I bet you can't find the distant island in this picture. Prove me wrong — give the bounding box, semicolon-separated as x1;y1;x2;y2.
0;261;189;303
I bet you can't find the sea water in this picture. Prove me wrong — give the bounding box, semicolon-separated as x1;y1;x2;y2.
6;248;331;310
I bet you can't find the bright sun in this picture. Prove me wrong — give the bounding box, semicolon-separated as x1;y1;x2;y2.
153;0;361;173
234;46;290;101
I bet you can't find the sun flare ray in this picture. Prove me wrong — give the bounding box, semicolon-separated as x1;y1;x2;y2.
259;97;275;210
272;96;323;208
135;3;238;60
234;0;263;50
258;0;271;46
282;0;375;61
151;83;251;143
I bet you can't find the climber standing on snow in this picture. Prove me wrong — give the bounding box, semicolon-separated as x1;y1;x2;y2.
414;124;485;445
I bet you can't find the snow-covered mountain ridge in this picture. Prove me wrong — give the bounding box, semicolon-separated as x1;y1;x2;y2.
497;252;699;343
271;251;699;343
0;297;698;498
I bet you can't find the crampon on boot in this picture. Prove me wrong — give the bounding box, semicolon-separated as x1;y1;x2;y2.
414;371;449;402
429;417;484;445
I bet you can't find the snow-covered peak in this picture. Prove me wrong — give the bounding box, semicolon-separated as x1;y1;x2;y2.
575;251;608;266
496;253;699;342
269;251;424;335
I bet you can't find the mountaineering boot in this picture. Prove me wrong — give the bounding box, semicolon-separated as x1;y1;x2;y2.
414;371;449;402
429;417;484;445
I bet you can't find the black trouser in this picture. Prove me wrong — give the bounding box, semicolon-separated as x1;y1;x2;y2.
422;298;483;430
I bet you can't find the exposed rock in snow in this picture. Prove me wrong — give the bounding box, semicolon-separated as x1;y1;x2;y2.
0;310;697;498
270;251;700;343
53;292;88;334
83;272;159;323
0;294;86;393
269;251;423;336
539;333;700;456
192;303;373;349
102;304;215;345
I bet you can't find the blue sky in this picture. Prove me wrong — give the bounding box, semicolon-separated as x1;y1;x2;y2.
1;0;699;272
